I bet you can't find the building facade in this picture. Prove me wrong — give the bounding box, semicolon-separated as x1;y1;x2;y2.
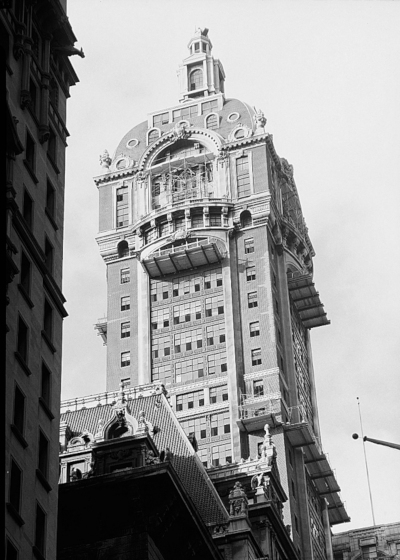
4;1;81;559
332;522;400;559
90;28;349;559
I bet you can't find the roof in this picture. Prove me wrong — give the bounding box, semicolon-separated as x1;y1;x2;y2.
61;392;229;526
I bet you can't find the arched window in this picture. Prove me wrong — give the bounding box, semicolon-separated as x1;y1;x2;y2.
118;240;129;258
240;210;252;228
190;69;203;91
206;113;218;130
148;129;159;145
234;128;245;140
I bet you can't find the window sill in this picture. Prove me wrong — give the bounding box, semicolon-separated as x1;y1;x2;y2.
11;423;28;448
6;502;25;526
41;330;56;354
45;208;58;231
47;153;60;175
18;283;34;308
14;351;33;376
32;545;46;560
39;397;55;420
36;469;52;492
23;159;39;184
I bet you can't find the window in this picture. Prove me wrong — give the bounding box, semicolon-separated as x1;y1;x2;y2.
173;300;202;324
191;210;203;228
158;220;169;237
121;321;130;338
38;430;49;478
210;412;231;437
25;131;35;170
236;155;250;197
120;268;130;284
208;351;227;375
251;348;262;366
151;307;169;330
151;335;170;359
202;99;218;114
121;351;130;367
248;292;258;308
204;268;223;289
118;240;129;258
121;296;130;311
23;189;33;228
148;129;159;144
152;363;172;385
209;208;221;226
197;447;208;467
17;315;28;362
153;112;169;126
151;279;170;301
244;238;254;254
35;503;46;556
205;294;224;317
49;79;58;109
9;459;22;514
20;252;31;296
206;323;225;346
41;363;51;407
44;237;53;273
43;299;53;340
47;128;56;164
241;210;253;228
176;390;204;411
116;186;129;227
13;385;25;434
211;441;232;466
6;539;18;560
174;328;202;353
29;78;38;116
172;275;201;297
120;377;130;390
181;416;207;441
175;356;204;383
235;128;246;140
209;385;228;404
46;180;55;220
190;67;202;89
206;113;218;130
173;105;198;121
361;545;378;559
253;379;264;397
250;321;260;337
246;266;256;282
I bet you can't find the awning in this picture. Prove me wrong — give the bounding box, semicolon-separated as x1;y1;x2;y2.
287;274;330;329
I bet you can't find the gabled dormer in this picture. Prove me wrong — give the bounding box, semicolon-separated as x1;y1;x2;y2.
177;28;226;102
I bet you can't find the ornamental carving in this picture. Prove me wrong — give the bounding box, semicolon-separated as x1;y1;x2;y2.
100;150;112;169
228;481;248;517
172;121;191;140
253;108;267;133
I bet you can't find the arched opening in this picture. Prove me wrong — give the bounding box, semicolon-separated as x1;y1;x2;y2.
206;113;218;130
190;69;203;91
240;210;252;228
148;128;160;145
118;240;129;258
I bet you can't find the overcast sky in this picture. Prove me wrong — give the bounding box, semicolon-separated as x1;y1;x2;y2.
61;0;400;533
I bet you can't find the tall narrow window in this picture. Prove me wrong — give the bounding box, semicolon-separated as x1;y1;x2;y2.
44;237;53;273
47;128;56;164
13;385;25;435
43;299;53;341
120;268;130;284
250;321;260;337
253;379;264;397
121;321;130;338
23;190;33;228
41;362;51;407
246;265;256;282
29;78;38;116
121;351;130;367
20;252;31;296
46;180;55;221
190;69;203;91
9;459;22;514
248;292;258;309
116;186;129;227
251;348;262;366
35;503;46;556
206;113;218;130
117;240;129;258
244;238;254;254
148;129;159;144
236;155;250;197
17;316;28;362
25;131;35;171
121;296;130;311
38;431;49;478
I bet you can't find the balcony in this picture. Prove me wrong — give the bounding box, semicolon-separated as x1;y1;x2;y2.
94;317;107;345
237;397;282;431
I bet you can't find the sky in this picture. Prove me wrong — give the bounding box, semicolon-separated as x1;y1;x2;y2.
61;0;400;534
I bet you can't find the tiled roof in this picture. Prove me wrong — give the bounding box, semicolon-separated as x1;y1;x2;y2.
60;394;229;525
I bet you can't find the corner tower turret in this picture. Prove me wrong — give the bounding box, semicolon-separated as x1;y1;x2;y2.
177;28;225;102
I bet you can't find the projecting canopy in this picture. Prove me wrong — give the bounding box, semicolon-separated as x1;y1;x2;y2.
287;274;330;329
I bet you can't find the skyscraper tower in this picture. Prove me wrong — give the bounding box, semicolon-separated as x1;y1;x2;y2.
94;28;349;558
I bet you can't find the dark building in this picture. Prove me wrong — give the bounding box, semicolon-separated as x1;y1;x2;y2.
4;1;81;559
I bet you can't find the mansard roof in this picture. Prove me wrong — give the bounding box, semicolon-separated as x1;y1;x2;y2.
60;392;229;526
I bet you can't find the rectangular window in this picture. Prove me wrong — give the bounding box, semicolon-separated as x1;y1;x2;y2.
210;411;231;437
202;99;218;114
248;292;258;308
174;328;202;354
206;323;226;346
46;180;55;220
176;390;204;411
173;105;198;122
236;155;250;197
43;299;53;341
152;363;172;385
121;321;130;338
173;300;202;324
209;208;221;226
23;189;33;228
116;186;129;227
205;294;224;317
9;459;22;514
191;211;203;228
44;237;53;273
251;348;262;366
151;307;170;330
121;351;130;367
120;268;130;284
20;252;31;296
250;321;260;337
211;441;232;467
41;363;51;407
244;238;254;254
253;379;264;397
209;385;228;404
153;112;169;126
35;503;46;555
204;268;223;290
197;447;208;467
175;356;204;383
151;334;170;359
246;265;256;282
47;128;56;164
121;296;130;311
181;416;207;441
13;385;25;434
38;431;49;478
207;351;227;375
25;131;35;171
150;279;170;301
172;274;201;297
120;377;130;390
17;315;28;362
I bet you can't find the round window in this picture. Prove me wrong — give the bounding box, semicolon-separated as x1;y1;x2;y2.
116;158;127;170
227;112;240;122
126;138;139;149
234;128;246;140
